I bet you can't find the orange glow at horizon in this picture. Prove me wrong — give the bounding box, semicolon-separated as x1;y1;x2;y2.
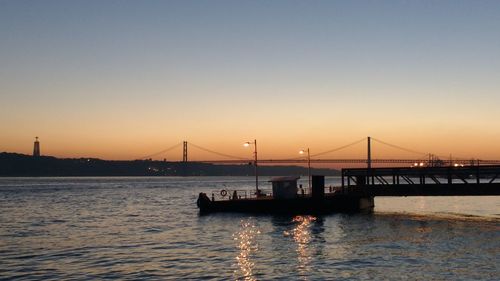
2;131;499;164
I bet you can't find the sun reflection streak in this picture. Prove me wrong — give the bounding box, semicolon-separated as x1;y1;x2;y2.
283;215;316;278
233;219;260;281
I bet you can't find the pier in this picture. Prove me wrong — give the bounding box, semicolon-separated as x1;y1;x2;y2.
342;165;500;197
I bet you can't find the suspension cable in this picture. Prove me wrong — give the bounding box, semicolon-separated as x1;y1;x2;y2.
137;142;183;160
372;138;481;161
188;142;249;160
311;138;366;157
371;137;428;156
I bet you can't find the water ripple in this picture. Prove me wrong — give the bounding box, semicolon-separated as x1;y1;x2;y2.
0;177;498;280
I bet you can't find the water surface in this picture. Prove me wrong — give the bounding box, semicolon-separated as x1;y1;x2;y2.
0;177;498;280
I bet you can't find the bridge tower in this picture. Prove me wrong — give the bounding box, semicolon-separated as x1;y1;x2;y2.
33;137;40;157
183;141;188;162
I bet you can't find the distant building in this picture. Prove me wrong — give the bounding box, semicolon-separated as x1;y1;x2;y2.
33;137;40;157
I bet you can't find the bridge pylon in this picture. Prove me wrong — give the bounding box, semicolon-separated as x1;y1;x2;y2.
183;141;188;162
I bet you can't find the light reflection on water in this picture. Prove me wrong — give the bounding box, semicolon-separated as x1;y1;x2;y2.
233;219;260;281
284;215;317;278
375;196;499;218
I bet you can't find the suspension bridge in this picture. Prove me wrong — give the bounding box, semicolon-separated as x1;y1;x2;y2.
138;137;500;167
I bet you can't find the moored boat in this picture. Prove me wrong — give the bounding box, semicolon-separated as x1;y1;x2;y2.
196;175;374;214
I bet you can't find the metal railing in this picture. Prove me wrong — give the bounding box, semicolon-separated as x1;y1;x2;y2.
210;186;345;201
342;165;500;188
211;188;272;201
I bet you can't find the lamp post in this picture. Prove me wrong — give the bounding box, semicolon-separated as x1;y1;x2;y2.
244;139;258;195
299;148;311;189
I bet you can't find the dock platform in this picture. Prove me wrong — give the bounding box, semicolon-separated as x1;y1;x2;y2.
342;165;500;196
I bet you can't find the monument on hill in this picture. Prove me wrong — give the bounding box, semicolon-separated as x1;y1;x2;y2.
33;137;40;157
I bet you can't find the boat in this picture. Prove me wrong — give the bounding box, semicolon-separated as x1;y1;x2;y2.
196;175;374;214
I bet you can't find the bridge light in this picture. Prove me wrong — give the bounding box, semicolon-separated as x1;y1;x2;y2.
414;163;419;167
419;162;424;167
243;142;250;147
454;163;459;167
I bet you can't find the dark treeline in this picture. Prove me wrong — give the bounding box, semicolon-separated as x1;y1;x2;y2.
0;152;339;177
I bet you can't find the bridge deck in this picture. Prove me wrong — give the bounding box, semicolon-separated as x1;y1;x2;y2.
341;165;500;196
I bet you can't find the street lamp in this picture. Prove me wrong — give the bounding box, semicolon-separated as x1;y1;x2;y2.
299;148;311;189
244;139;259;195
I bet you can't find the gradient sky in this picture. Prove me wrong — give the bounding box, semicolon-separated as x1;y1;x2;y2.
1;0;499;161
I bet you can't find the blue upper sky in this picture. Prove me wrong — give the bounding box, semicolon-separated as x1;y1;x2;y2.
1;0;499;159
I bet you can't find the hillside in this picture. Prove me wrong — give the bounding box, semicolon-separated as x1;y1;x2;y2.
0;152;339;177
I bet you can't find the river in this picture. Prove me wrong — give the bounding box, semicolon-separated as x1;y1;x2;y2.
0;177;498;280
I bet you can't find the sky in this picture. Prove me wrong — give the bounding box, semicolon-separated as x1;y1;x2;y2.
1;0;499;161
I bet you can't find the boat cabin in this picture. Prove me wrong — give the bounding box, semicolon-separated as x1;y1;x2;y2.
269;176;300;199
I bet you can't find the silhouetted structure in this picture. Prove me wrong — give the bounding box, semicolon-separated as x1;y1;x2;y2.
197;166;500;214
33;137;40;157
183;141;188;162
197;175;375;213
342;166;500;196
137;138;500;166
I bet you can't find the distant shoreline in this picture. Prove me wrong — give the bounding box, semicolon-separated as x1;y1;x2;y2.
0;152;340;177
